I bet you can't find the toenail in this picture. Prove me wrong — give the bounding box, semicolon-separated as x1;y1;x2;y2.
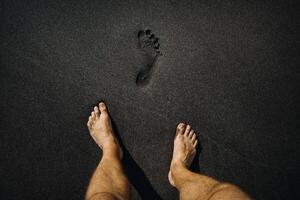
177;123;185;129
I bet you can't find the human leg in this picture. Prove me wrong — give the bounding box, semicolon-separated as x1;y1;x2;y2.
168;123;251;200
85;102;130;200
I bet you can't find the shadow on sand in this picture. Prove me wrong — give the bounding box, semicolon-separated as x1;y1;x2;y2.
111;118;202;200
111;119;162;200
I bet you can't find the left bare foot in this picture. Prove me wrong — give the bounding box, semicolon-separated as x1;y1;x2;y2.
87;102;122;159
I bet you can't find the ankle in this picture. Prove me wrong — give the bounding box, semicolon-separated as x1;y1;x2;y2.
170;160;187;173
101;139;121;159
101;151;122;166
170;161;191;189
101;136;117;149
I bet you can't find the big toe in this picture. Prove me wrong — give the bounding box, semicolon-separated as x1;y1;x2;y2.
176;123;186;135
99;102;108;113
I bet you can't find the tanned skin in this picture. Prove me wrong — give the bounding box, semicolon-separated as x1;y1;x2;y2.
85;101;251;200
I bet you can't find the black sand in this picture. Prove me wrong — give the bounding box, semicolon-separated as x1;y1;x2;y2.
1;0;299;199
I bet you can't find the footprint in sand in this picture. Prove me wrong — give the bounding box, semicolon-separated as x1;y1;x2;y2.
136;29;162;86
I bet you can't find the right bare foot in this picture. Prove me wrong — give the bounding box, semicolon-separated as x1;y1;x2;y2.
87;102;123;159
168;123;198;187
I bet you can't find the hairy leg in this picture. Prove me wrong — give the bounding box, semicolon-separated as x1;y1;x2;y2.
85;102;130;200
169;123;251;200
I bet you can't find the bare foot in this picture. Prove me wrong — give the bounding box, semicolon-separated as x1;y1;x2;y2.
87;102;122;159
168;123;198;187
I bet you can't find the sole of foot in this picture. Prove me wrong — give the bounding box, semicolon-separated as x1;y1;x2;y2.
87;101;123;159
136;29;162;86
168;123;198;187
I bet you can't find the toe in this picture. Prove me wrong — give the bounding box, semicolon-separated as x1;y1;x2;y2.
193;140;198;147
87;116;92;128
99;102;107;113
184;125;191;136
188;129;194;138
191;133;196;142
94;106;99;118
91;111;95;119
176;123;186;135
